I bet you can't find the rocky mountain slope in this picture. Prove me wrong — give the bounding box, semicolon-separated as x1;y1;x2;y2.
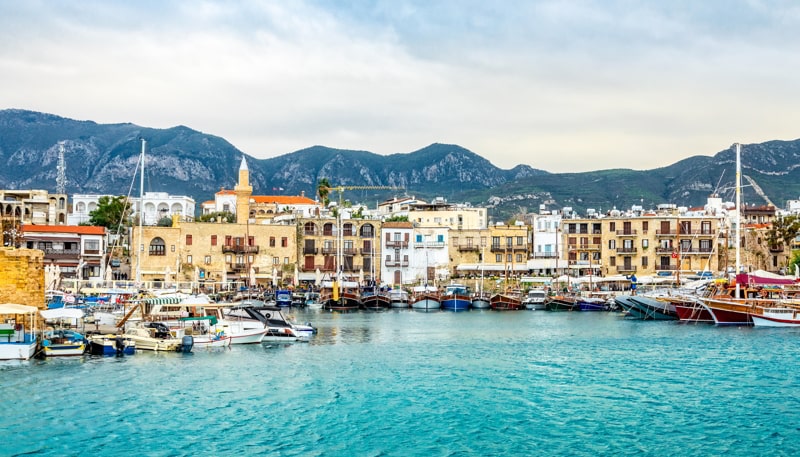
1;109;798;220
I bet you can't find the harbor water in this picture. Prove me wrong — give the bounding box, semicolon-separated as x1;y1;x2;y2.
2;309;799;456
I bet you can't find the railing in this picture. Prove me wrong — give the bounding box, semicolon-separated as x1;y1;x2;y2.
84;249;100;255
228;263;249;273
360;248;376;255
302;247;318;255
303;229;318;236
456;244;480;252
43;248;80;259
321;247;337;255
567;244;600;251
616;247;637;254
532;252;558;259
655;264;678;271
615;230;637;236
384;259;410;267
222;245;259;254
385;240;409;248
415;241;446;249
655;229;677;236
616;265;637;273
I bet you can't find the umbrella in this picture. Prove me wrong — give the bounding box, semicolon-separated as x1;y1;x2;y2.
294;264;299;286
221;268;228;290
272;267;278;287
164;266;172;288
105;266;113;283
249;267;256;288
315;268;322;287
358;268;364;285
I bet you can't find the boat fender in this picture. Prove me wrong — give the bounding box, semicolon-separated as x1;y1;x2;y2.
42;339;51;347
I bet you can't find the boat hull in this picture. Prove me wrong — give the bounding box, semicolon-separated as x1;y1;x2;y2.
751;314;800;327
88;335;136;356
411;298;441;311
441;296;471;311
0;340;38;360
490;294;522;311
471;297;491;309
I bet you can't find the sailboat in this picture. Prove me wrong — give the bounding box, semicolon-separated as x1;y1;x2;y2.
471;245;491;309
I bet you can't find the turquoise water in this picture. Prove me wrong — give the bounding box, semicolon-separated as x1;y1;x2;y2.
2;310;799;456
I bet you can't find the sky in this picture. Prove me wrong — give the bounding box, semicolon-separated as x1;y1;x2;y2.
2;1;800;173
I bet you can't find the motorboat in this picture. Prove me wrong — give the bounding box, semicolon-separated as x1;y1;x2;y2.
41;329;88;357
0;304;39;360
227;305;314;342
123;322;194;352
411;285;440;311
471;292;491;309
88;333;136;356
522;289;547;310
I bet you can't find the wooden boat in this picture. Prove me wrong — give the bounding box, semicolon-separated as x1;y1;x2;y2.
441;284;471;311
361;286;391;310
411;285;441;311
751;306;800;327
546;295;579;311
490;291;522;311
322;281;361;311
668;296;714;323
41;329;88;357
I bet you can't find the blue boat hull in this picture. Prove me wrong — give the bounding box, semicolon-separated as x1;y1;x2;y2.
441;297;471;311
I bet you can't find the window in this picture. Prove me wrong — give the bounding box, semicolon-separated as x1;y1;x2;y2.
187;255;192;264
85;240;100;252
416;234;423;243
516;253;523;263
284;257;289;264
641;256;648;267
225;254;232;263
517;236;524;246
506;237;513;247
211;235;217;246
642;239;649;248
610;256;616;266
248;236;255;246
437;234;444;243
273;257;280;265
506;254;512;262
248;255;254;264
492;236;500;247
609;222;616;232
204;256;211;265
495;254;502;262
270;237;276;247
186;235;192;245
281;237;288;247
225;235;232;245
148;238;166;256
642;221;649;233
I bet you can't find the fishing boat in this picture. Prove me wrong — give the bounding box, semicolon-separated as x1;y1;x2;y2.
41;329;88;357
0;303;38;360
388;288;410;308
411;285;441;311
322;281;361;311
471;291;491;309
545;295;579;311
361;285;391;310
669;295;715;323
522;289;547;310
87;333;136;356
441;283;471;311
275;289;293;307
490;290;522;311
751;305;800;327
577;296;608;312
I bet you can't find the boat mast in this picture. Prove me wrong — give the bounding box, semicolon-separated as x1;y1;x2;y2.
135;138;145;285
735;142;741;298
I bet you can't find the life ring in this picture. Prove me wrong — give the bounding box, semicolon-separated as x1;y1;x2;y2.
15;324;22;331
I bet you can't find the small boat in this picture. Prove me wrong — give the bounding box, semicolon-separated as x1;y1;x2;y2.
275;289;293;307
490;291;522;311
41;329;88;357
180;316;231;348
411;285;441;311
361;286;391;311
123;322;194;352
322;281;361;311
545;295;579;311
577;297;608;312
441;284;471;311
471;292;491;309
227;305;315;342
615;295;677;320
522;289;547;310
751;306;800;327
389;289;410;308
88;333;136;356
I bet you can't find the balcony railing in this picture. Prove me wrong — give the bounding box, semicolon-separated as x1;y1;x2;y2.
532;252;558;259
384;259;410;267
302;247;318;255
228;263;249;273
414;241;446;249
656;264;678;271
567;244;600;251
615;247;638;254
616;265;637;273
456;244;480;252
615;230;637;236
43;248;80;259
385;240;409;248
321;247;337;255
222;245;259;254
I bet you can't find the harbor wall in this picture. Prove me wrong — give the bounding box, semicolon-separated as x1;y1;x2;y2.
0;248;45;308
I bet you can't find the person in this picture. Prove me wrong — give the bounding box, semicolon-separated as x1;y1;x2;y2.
630;274;638;296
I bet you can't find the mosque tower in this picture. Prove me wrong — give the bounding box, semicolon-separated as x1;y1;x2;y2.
234;156;253;224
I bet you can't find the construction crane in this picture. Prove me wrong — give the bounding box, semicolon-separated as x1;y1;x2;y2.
318;184;404;204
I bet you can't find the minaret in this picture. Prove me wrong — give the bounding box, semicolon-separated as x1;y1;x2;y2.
234;156;253;224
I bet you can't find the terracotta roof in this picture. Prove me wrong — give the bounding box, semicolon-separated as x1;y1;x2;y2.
22;225;106;235
382;221;413;228
251;196;318;205
216;189;235;195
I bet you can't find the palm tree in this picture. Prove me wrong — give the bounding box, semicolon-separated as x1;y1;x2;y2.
317;178;331;208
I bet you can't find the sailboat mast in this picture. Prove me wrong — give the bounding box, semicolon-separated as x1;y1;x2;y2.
136;138;145;284
735;142;741;297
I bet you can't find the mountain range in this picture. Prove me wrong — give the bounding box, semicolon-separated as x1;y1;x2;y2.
1;109;799;221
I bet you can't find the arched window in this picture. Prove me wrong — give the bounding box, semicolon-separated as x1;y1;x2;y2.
149;237;166;256
342;223;354;236
360;224;375;237
304;222;317;235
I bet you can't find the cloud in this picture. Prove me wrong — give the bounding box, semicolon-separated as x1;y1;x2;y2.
2;0;800;173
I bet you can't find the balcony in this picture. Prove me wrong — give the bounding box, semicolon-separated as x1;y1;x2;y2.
228;263;249;273
360;248;377;256
43;248;80;259
302;247;318;255
384;259;410;267
532;252;558;259
321;247;337;255
490;245;515;253
656;264;678;271
655;247;676;254
415;241;446;249
222;245;259;254
386;240;409;248
615;230;637;236
616;265;637;273
655;229;677;236
567;244;600;251
456;244;480;252
615;247;638;254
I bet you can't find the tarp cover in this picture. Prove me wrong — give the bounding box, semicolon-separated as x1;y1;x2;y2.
40;308;85;319
736;270;798;285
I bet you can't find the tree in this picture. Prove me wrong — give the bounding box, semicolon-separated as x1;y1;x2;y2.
317;178;331;207
384;215;409;222
157;217;173;227
197;211;234;223
766;215;800;249
89;195;131;234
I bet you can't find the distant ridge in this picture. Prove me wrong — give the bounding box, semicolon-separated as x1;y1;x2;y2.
1;109;799;220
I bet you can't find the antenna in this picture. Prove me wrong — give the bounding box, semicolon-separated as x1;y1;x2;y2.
56;141;67;194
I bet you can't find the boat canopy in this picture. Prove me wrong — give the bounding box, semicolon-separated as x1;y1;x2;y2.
0;303;38;314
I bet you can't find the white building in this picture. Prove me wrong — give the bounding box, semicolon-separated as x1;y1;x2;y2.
71;192;195;226
380;221;414;285
411;226;451;285
526;211;564;276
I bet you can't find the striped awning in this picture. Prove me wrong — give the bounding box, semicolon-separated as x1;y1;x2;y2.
142;296;182;305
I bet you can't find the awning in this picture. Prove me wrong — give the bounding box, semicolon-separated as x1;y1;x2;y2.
142;296;183;305
0;303;38;314
41;308;84;319
456;264;528;272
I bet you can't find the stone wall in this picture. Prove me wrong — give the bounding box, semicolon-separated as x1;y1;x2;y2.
0;248;45;308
